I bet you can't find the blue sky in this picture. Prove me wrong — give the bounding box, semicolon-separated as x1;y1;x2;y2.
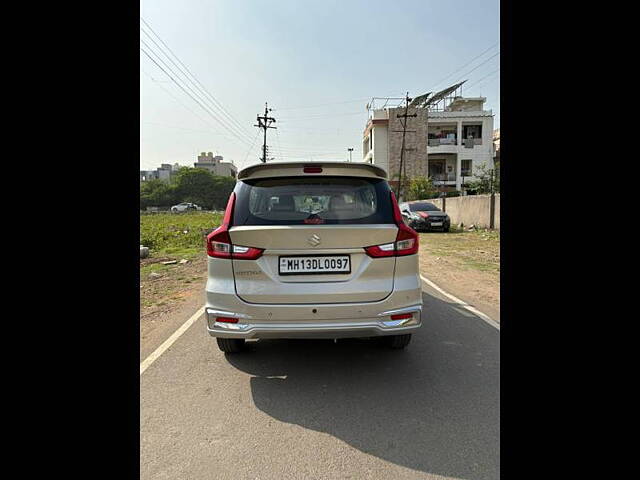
140;0;500;171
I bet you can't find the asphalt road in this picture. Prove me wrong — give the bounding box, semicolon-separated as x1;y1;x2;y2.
140;283;500;480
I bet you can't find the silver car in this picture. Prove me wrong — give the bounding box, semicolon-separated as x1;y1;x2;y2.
204;161;423;353
171;202;202;213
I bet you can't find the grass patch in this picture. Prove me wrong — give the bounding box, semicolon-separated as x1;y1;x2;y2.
140;211;223;255
420;228;500;275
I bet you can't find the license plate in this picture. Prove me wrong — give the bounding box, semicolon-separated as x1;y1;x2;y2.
279;255;351;275
431;222;443;226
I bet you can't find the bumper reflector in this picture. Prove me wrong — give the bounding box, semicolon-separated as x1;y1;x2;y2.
390;313;413;320
216;317;239;323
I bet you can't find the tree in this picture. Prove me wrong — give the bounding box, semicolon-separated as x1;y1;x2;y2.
465;162;500;195
140;179;177;209
406;175;438;201
140;167;237;210
173;167;236;210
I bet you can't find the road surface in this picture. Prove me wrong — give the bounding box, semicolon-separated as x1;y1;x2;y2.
140;282;500;479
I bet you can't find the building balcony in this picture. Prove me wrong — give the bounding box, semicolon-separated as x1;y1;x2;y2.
431;173;457;184
428;138;457;146
462;138;483;147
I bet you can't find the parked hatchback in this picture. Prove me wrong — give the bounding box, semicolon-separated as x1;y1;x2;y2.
171;202;202;213
399;201;450;232
205;161;423;353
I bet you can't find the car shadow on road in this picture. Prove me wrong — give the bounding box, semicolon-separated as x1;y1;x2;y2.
226;292;500;480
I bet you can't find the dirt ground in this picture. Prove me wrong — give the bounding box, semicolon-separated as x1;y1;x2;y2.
418;228;500;321
140;253;208;352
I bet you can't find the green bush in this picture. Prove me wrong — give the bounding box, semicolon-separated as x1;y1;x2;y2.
406;176;438;201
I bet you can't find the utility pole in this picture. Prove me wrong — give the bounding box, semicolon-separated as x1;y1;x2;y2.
254;102;276;163
395;92;417;200
347;148;354;162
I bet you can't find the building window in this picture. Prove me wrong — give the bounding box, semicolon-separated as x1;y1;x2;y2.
461;159;472;176
462;124;482;139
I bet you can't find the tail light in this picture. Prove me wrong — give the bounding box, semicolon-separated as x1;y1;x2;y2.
365;191;419;258
206;193;264;260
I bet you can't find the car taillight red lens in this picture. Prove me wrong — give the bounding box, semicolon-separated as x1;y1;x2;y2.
206;193;264;260
364;191;419;258
303;166;323;173
215;317;238;323
390;313;413;320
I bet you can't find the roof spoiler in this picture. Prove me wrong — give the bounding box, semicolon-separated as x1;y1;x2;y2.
237;161;388;180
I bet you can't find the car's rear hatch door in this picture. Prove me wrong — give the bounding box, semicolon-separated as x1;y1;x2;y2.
230;225;397;304
229;174;397;305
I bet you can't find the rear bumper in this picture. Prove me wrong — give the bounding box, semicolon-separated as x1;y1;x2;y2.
411;219;450;231
205;252;423;339
205;304;422;339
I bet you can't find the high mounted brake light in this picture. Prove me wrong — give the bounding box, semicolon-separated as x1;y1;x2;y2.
206;193;264;260
303;166;323;173
364;191;419;258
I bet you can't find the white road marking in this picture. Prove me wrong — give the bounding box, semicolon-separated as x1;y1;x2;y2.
140;306;205;375
420;275;500;331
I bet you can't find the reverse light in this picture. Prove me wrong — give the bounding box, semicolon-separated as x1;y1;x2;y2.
365;191;419;258
206;193;264;260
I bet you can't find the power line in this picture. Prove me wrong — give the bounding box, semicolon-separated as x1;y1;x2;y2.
275;128;285;160
277;111;366;121
453;52;500;87
466;68;500;89
139;34;253;145
242;129;261;164
140;43;254;149
140;18;253;140
429;41;499;91
141;69;231;152
274;98;370;111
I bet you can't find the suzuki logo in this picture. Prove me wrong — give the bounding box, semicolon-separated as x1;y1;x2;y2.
308;234;321;247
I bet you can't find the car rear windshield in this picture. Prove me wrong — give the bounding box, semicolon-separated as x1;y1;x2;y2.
233;176;394;225
409;202;440;212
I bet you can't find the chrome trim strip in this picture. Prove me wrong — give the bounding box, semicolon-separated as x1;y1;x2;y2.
376;305;423;317
205;308;252;320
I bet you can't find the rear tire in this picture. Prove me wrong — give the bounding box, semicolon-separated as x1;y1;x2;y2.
216;337;245;353
443;226;450;232
387;334;412;349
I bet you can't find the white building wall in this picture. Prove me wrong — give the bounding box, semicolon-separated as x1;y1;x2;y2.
372;125;389;173
428;111;494;189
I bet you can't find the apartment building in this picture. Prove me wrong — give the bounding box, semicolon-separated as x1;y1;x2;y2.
363;83;494;193
139;163;174;183
194;151;237;178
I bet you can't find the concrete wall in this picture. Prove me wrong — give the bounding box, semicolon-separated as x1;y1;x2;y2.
429;194;500;229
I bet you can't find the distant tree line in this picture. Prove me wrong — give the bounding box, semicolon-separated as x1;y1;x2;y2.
140;167;236;210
